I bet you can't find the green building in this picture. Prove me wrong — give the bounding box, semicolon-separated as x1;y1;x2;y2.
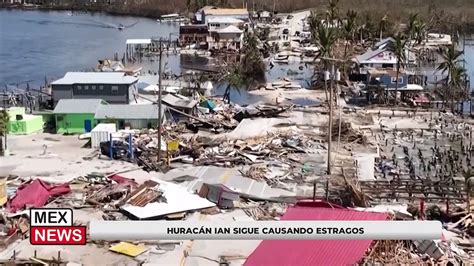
53;99;107;134
6;107;44;135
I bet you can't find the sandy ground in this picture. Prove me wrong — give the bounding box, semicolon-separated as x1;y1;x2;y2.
0;133;136;180
0;133;263;265
1;107;461;264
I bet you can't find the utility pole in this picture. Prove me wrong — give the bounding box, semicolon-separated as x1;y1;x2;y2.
157;40;163;164
323;57;341;201
327;63;333;175
3;90;7;154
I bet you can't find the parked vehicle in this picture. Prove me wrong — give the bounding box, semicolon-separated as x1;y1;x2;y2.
100;140;130;159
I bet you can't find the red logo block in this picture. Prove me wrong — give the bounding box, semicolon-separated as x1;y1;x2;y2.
29;208;86;245
30;226;87;245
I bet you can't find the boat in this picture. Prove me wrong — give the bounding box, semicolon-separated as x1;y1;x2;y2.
273;54;289;63
157;13;189;23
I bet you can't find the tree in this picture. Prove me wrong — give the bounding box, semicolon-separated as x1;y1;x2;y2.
0;109;9;156
325;0;340;27
413;19;427;45
448;66;468;113
241;31;266;85
310;11;338;103
342;10;357;78
221;64;246;104
378;15;387;41
358;14;376;43
388;33;407;105
437;44;464;79
344;10;357;42
406;13;419;40
437;44;465;112
220;32;266;103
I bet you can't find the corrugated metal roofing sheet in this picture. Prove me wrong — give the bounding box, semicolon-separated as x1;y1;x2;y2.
245;206;388;266
51;72;138;85
94;104;165;120
53;99;106;114
162;94;198;109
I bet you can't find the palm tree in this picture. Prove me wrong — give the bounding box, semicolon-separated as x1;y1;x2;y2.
413;20;427;45
437;44;464;110
378;15;388;41
406;13;419;40
220;32;265;104
325;0;340;27
308;11;320;33
448;66;467;113
309;10;337;101
221;64;245;104
342;10;357;78
437;45;464;78
241;32;266;85
388;34;407;105
314;24;338;60
358;14;376;44
0;109;9;156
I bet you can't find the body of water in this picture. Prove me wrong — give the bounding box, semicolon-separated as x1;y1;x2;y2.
0;9;178;87
0;9;313;93
2;9;474;103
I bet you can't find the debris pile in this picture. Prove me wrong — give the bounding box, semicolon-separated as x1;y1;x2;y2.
326;119;367;144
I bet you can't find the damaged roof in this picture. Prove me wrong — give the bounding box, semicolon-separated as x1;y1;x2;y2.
162;94;198;109
120;178;215;219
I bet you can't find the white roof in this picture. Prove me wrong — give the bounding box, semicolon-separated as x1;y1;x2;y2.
126;39;151;45
51;72;138;85
91;123;117;133
207;17;244;24
217;25;243;34
161;13;179;18
386;84;424;91
197;5;215;13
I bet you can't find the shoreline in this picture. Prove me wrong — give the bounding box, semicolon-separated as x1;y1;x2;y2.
3;3;474;34
0;3;163;20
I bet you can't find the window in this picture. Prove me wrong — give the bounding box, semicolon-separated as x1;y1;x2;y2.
111;85;119;92
92;85;96;90
77;85;82;90
391;77;403;84
99;85;104;90
85;85;89;90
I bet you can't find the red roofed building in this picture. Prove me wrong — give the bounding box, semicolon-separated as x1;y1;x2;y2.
245;202;388;266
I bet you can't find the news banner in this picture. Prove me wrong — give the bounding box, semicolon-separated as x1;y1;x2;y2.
29;208;443;244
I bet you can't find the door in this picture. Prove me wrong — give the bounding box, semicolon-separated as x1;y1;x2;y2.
84;120;92;133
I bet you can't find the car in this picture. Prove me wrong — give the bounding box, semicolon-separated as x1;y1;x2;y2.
100;140;130;159
286;15;294;20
